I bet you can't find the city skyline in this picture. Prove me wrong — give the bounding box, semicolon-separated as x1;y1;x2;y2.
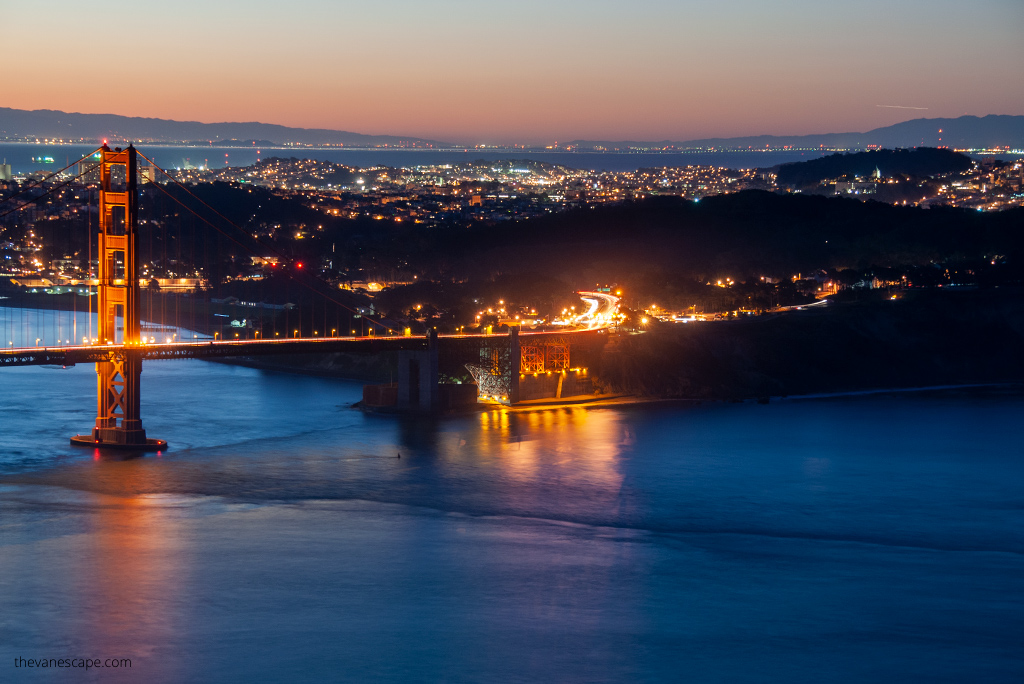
4;0;1022;144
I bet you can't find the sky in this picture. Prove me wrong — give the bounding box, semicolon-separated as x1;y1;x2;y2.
3;0;1023;144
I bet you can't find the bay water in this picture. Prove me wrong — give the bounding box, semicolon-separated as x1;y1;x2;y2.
0;332;1021;681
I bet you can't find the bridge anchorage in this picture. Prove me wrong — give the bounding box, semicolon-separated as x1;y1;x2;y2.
70;144;166;451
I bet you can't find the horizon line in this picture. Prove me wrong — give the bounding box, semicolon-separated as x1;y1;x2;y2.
2;106;1022;148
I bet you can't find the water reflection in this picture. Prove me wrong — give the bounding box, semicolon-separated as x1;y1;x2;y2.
0;370;1021;681
471;408;627;487
72;462;190;681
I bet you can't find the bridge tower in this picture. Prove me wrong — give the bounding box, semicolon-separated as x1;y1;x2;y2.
71;144;166;450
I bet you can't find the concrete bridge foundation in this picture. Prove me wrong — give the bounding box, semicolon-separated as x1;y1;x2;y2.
396;330;439;412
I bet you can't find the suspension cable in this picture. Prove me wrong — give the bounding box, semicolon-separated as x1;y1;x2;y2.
137;151;309;270
136;155;398;332
0;161;103;226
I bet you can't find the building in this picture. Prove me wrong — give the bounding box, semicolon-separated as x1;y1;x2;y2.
139;277;207;292
50;255;82;272
75;155;155;184
78;153;102;183
834;181;877;195
138;162;157;184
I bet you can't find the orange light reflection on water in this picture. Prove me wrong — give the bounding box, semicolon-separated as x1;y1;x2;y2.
476;407;628;489
75;461;190;676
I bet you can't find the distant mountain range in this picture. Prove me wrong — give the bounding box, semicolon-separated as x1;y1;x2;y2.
0;107;452;148
1;107;1022;151
570;116;1024;152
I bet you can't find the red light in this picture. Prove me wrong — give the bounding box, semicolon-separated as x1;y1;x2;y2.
296;262;303;269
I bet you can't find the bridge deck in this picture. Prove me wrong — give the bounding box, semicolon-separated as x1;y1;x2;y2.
0;330;602;367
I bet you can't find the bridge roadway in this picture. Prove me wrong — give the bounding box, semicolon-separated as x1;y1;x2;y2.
0;329;601;368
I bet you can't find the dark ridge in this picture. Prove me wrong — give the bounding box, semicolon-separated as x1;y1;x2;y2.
776;148;972;188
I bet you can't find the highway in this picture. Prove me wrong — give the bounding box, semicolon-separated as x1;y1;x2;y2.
575;291;620;329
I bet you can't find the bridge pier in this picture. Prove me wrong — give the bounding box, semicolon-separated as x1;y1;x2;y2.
70;144;166;451
86;349;149;445
396;329;439;412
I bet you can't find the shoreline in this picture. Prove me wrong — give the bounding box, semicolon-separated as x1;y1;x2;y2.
776;382;1023;401
362;381;1024;417
493;381;1024;413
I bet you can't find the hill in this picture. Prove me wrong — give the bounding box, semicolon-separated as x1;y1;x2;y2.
569;115;1024;152
145;184;1023;287
776;148;973;188
593;289;1024;400
433;191;1024;284
0;107;451;147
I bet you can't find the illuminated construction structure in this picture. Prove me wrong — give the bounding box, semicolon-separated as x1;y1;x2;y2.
466;337;517;403
520;341;569;373
466;331;591;405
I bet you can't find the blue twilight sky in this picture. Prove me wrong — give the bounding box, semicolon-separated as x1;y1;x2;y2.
3;0;1022;143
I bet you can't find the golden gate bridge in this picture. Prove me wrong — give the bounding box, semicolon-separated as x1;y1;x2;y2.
0;144;605;450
